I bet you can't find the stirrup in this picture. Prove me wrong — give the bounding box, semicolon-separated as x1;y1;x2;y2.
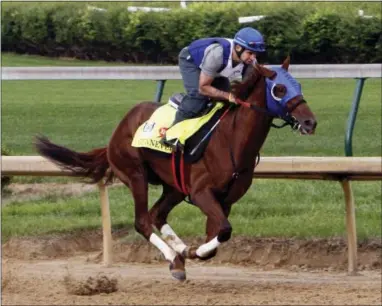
160;138;184;151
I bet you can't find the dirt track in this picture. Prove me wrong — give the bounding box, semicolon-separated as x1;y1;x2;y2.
2;184;381;305
2;231;381;305
2;256;381;305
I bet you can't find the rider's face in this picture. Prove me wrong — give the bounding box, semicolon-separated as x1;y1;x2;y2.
240;50;257;65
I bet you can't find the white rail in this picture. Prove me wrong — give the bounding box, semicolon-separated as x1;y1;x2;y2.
2;64;381;80
2;156;381;177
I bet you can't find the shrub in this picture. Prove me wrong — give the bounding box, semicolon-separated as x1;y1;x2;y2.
1;3;381;64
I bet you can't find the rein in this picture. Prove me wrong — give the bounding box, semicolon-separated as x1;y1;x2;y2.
235;98;307;131
221;96;306;198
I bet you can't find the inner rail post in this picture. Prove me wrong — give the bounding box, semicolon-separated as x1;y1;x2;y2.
154;80;167;103
340;178;358;275
98;181;113;267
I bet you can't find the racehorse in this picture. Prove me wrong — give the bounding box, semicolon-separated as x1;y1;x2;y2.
35;56;317;281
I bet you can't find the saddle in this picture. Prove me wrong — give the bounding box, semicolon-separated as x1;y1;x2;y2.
132;93;229;164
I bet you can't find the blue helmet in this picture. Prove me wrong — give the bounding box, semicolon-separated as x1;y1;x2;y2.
234;27;266;53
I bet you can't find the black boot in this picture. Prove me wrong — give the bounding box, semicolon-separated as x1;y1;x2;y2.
159;111;188;148
171;110;187;127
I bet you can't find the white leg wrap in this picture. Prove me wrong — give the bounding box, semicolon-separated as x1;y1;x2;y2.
160;224;188;254
149;233;176;262
196;236;221;258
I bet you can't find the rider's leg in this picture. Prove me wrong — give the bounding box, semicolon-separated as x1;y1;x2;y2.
174;47;209;125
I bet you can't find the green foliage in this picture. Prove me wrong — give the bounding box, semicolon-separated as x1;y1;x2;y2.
1;5;24;51
50;4;84;47
1;2;381;63
249;8;306;64
300;13;345;63
339;16;382;63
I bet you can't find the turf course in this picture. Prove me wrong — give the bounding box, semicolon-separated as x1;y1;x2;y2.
2;53;381;241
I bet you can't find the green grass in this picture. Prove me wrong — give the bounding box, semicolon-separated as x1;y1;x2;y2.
2;53;381;241
2;78;381;157
2;180;381;241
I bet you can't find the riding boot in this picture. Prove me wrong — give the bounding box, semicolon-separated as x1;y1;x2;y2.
159;110;190;150
171;110;188;126
160;95;208;148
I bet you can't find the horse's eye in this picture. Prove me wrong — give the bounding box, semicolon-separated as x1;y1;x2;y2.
271;84;286;101
275;85;287;97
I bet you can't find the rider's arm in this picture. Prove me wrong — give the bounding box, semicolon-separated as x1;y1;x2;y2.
199;73;230;101
198;44;230;101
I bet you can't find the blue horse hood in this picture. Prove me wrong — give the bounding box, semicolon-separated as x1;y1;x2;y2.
265;67;302;118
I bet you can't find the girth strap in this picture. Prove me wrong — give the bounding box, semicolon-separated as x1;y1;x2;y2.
171;149;192;203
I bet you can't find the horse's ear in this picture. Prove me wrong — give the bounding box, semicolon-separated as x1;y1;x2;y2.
281;55;290;71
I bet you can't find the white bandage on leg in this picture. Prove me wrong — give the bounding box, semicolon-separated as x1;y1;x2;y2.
160;224;188;254
195;236;221;258
149;233;177;262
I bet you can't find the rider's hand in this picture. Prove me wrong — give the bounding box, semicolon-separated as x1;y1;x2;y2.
228;93;238;104
228;93;243;105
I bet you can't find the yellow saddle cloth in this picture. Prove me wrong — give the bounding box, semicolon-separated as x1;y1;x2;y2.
132;102;224;153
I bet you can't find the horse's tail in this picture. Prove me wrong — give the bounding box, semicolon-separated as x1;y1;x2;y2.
34;135;114;184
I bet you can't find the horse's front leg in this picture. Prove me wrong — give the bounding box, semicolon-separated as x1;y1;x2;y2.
186;189;232;260
198;204;233;260
194;172;252;260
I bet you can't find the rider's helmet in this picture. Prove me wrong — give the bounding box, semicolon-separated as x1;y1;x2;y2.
233;27;266;53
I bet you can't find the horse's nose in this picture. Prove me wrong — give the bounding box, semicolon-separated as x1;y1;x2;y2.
303;119;317;131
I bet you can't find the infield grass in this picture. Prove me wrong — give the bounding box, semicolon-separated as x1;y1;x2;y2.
2;53;381;241
2;180;381;242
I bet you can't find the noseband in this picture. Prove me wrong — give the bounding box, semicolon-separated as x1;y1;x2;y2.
234;98;307;131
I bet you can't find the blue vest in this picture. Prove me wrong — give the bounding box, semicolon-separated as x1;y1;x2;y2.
188;38;231;71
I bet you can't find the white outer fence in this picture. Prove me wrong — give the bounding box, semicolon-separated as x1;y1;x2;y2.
2;64;381;80
2;156;381;273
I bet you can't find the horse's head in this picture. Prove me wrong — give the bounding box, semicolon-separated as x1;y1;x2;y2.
257;56;317;135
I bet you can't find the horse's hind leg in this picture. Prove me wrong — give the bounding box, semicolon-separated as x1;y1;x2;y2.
108;159;186;281
149;185;190;255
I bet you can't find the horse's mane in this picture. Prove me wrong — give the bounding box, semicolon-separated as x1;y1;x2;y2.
231;65;276;101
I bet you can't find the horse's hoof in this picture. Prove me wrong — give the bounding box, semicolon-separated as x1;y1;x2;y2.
182;246;198;259
171;269;186;281
169;254;186;282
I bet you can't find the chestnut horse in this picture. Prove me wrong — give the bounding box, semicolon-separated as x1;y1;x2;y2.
35;57;317;281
